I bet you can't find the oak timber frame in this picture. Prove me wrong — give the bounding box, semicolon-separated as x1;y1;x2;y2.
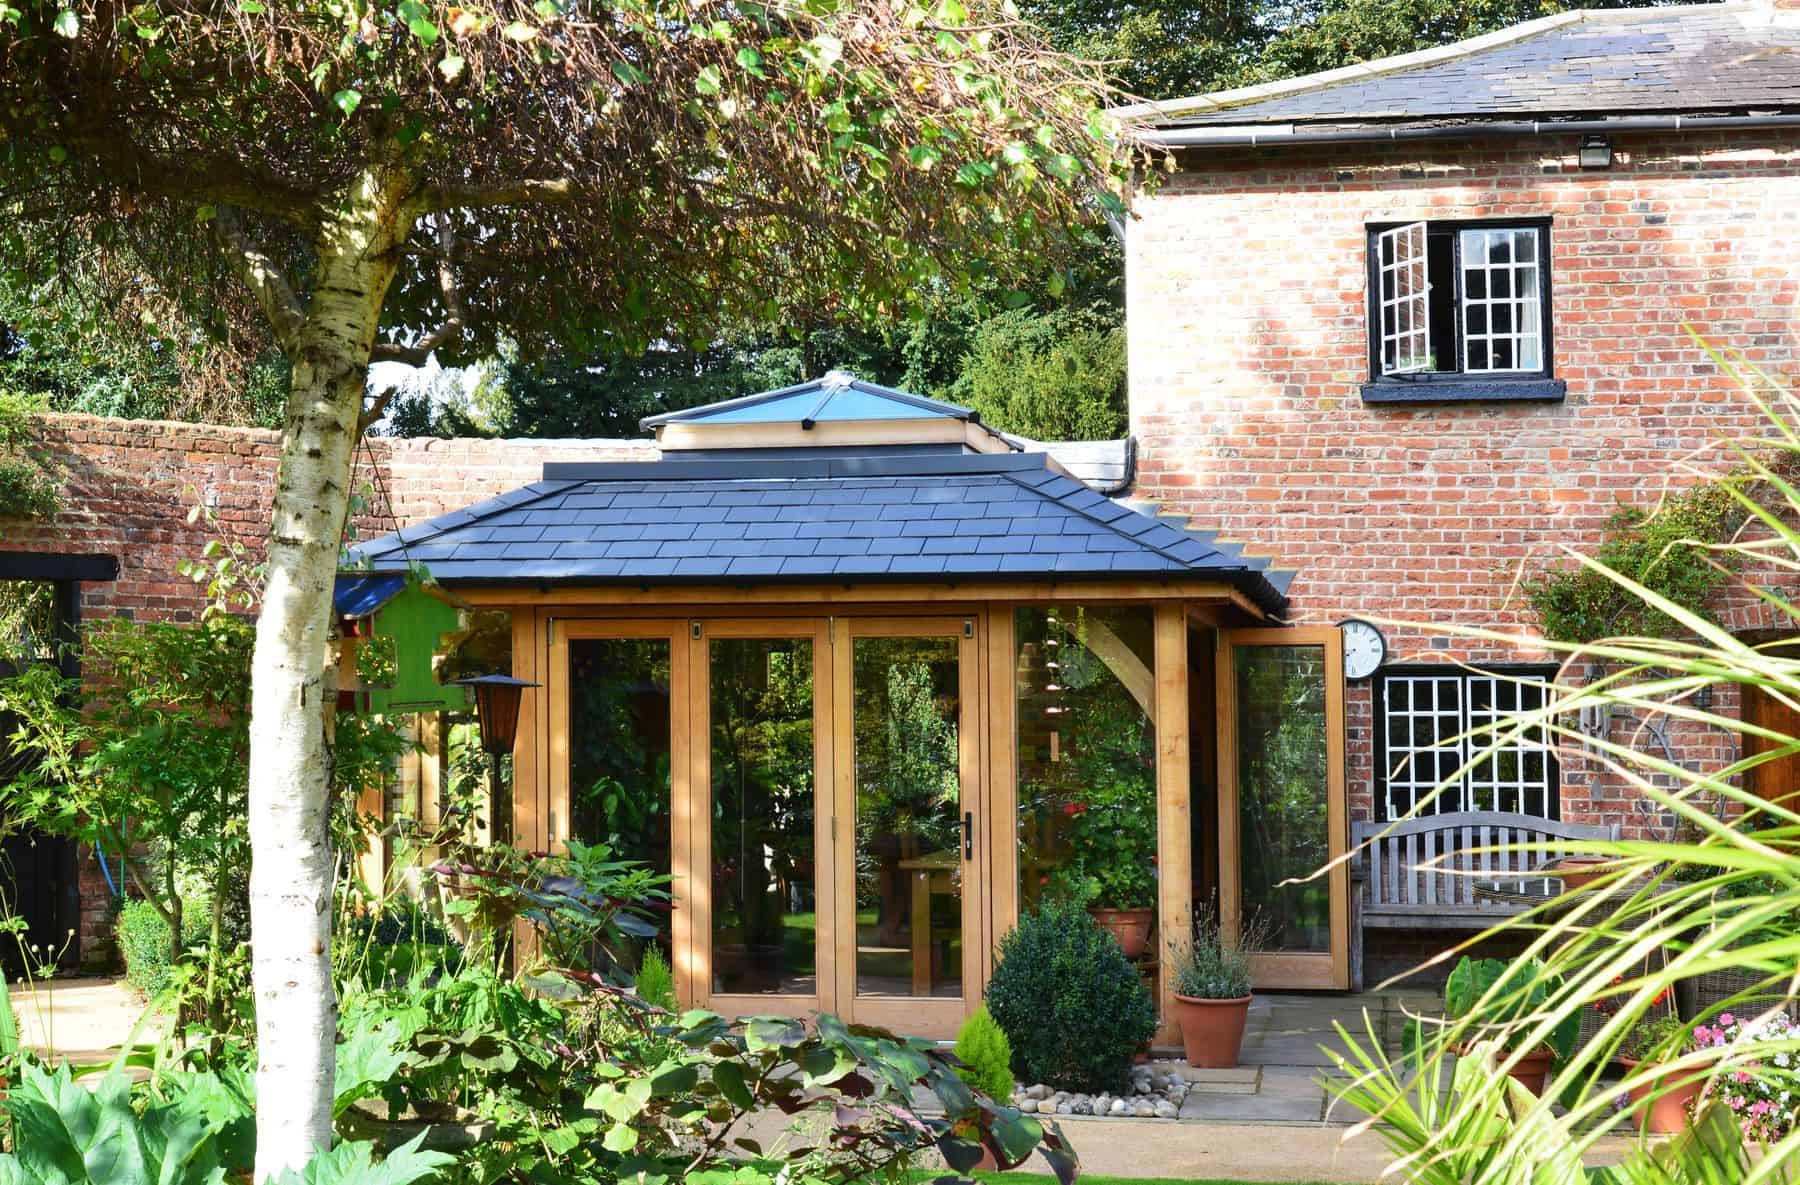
489;582;1347;1041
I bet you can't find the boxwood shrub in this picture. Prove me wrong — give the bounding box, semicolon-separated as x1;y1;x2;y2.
985;895;1155;1093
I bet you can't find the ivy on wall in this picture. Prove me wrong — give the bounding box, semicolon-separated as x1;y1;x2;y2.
0;389;58;518
1525;478;1746;645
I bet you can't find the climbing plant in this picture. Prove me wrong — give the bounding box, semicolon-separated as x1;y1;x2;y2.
1525;478;1746;644
0;389;57;518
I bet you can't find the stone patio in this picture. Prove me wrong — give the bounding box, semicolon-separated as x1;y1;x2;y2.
1171;989;1429;1126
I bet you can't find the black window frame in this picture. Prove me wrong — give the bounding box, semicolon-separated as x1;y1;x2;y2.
1362;216;1565;405
1372;663;1562;822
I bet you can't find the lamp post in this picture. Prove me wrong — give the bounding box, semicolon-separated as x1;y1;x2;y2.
453;673;539;848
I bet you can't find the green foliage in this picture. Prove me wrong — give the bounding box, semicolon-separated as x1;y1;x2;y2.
986;895;1156;1093
633;946;675;1012
116;897;194;998
1169;902;1260;1001
1525;479;1745;643
0;1057;448;1185
1442;956;1580;1065
0;389;56;518
1617;1012;1690;1065
330;957;1077;1185
953;1006;1017;1103
955;304;1126;441
0;533;406;1024
265;1137;451;1185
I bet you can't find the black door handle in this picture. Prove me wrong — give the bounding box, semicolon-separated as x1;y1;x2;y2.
962;811;974;860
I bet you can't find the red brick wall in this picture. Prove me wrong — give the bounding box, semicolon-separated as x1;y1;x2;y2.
0;414;654;621
1126;130;1800;838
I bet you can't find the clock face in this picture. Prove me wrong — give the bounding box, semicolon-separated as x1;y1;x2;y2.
1339;619;1387;681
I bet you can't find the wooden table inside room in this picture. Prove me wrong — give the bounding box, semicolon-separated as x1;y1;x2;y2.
898;847;959;997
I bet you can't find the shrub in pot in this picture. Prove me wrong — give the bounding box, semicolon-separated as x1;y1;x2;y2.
986;893;1155;1094
1443;955;1579;1095
1168;903;1262;1068
1617;1013;1704;1134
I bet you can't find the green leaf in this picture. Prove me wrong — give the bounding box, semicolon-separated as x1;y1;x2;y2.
735;46;764;76
603;1122;639;1152
803;33;842;70
695;65;723;95
332;89;362;117
267;1134;452;1185
709;1061;756;1111
47;146;66;165
438;54;465;81
502;21;536;41
51;9;77;36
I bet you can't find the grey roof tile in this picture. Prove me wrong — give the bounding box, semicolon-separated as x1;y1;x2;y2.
346;453;1289;612
1153;6;1800;127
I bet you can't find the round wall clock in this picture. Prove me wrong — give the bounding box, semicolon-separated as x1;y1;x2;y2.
1338;618;1387;681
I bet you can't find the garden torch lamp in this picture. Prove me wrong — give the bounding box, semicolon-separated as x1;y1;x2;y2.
454;673;539;847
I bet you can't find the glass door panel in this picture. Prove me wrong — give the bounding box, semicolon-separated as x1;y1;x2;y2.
851;633;964;1000
1219;627;1348;990
569;637;674;959
708;635;819;997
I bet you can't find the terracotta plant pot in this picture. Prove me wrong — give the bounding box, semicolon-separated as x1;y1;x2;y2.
1552;856;1610;892
1619;1057;1705;1133
1090;907;1154;960
1503;1046;1557;1095
1173;993;1253;1068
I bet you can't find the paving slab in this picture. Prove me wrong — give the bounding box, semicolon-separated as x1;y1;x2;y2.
14;976;158;1062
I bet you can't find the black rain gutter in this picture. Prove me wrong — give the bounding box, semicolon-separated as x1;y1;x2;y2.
1145;112;1800;150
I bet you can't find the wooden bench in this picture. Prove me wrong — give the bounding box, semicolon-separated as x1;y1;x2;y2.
1349;810;1620;990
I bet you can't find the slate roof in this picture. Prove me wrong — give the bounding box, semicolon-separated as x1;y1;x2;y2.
1123;3;1800;130
347;452;1292;614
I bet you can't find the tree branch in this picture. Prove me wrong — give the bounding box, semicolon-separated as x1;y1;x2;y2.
369;214;467;365
214;206;308;351
65;131;321;229
414;177;578;214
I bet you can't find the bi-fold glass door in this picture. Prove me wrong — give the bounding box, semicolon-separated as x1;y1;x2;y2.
555;615;985;1035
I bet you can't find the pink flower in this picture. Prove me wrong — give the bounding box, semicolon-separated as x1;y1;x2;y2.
1721;1013;1737;1027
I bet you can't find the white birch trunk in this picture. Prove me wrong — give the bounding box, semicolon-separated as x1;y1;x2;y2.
249;168;410;1180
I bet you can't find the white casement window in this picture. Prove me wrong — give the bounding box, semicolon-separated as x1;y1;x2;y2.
1375;221;1431;376
1376;668;1559;821
1367;220;1554;390
1459;227;1543;373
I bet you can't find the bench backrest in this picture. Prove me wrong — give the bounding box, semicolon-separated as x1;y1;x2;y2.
1349;811;1621;910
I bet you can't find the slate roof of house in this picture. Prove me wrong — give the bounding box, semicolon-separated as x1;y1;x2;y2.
1120;3;1800;131
346;451;1293;613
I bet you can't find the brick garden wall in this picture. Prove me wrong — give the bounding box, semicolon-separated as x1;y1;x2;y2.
1;414;652;963
1126;130;1800;842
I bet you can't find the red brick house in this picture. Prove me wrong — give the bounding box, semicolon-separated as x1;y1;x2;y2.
1120;0;1800;982
4;0;1798;1015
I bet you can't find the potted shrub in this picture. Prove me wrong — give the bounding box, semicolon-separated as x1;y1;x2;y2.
1443;956;1579;1096
985;893;1156;1094
1062;775;1157;959
1617;1013;1705;1134
1168;904;1262;1069
950;1006;1014;1170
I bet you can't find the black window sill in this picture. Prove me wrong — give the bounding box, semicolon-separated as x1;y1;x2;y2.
1360;378;1566;405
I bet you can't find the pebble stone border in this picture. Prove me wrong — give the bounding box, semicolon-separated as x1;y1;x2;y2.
1012;1062;1188;1120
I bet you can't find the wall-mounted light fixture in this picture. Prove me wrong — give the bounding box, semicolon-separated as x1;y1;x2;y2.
1578;134;1613;170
